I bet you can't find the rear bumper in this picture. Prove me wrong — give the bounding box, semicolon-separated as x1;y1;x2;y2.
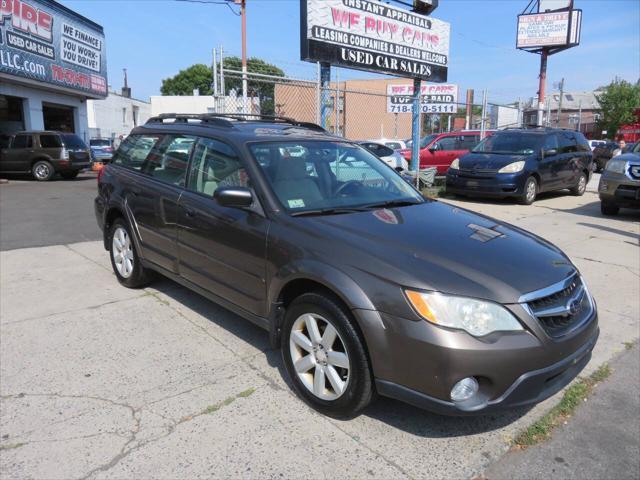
376;327;598;415
446;170;527;197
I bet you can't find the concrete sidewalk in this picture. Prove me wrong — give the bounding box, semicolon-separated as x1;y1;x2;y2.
483;345;640;480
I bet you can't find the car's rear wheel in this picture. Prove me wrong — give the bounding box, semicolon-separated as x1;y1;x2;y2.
32;160;54;181
282;292;374;418
60;170;80;180
109;218;152;288
520;176;538;205
601;202;619;216
570;173;587;196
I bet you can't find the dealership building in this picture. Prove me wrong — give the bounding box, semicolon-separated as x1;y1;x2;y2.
0;0;107;140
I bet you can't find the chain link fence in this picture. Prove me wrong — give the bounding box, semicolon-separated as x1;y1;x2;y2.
215;71;524;143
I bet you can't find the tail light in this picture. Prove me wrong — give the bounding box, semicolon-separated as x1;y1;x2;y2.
97;165;106;183
61;147;69;160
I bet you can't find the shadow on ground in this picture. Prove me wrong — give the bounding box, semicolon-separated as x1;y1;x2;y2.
151;277;531;438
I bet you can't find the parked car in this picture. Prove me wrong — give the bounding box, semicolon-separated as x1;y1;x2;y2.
446;128;593;205
358;141;408;171
599;141;640;215
90;138;114;163
368;138;408;151
0;131;91;181
96;114;598;418
592;142;619;172
400;131;491;175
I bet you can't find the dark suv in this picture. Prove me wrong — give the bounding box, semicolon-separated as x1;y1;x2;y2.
95;114;599;418
0;131;91;181
446;128;593;205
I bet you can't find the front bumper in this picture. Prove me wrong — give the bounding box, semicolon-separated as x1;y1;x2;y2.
354;298;599;415
599;173;640;208
446;170;527;197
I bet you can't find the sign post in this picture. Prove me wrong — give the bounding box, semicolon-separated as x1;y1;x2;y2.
411;78;422;177
300;0;449;181
516;1;582;127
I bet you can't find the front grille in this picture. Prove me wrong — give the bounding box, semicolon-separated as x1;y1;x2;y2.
526;275;593;338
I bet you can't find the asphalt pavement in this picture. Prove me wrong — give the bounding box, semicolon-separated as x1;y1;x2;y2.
0;172;101;251
0;172;638;479
484;345;640;480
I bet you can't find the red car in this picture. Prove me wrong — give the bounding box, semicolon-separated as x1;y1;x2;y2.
401;131;492;175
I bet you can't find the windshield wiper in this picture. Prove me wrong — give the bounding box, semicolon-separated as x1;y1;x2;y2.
362;199;423;210
289;206;371;217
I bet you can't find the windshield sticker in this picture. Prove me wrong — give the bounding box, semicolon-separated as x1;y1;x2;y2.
288;199;306;209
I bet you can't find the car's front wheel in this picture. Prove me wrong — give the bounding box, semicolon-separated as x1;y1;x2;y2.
601;202;619;216
520;176;538;205
282;292;374;418
109;218;152;288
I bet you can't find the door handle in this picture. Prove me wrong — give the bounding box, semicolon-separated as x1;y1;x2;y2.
183;207;196;218
130;188;141;196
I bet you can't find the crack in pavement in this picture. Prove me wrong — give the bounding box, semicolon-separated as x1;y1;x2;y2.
572;255;640;278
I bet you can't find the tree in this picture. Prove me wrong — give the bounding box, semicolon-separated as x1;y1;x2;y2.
596;79;640;138
160;57;285;114
161;64;213;96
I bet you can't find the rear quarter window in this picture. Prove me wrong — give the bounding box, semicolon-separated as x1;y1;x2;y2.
39;135;63;149
112;134;162;171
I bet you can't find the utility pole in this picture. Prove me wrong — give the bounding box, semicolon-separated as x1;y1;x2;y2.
410;78;422;186
556;78;565;127
239;0;248;113
537;50;548;127
577;100;582;132
480;90;488;139
212;48;218;96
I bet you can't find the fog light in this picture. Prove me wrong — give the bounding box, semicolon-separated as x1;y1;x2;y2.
450;377;479;402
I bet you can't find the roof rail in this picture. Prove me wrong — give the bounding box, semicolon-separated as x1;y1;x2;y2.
145;113;326;132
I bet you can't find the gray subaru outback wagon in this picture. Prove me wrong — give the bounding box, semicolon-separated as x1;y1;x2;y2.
95;114;599;418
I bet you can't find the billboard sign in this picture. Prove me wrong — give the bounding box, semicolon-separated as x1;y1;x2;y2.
387;83;458;113
300;0;450;82
0;0;107;98
516;10;582;49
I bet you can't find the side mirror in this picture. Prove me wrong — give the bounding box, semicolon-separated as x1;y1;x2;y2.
395;166;404;172
429;143;439;153
214;187;253;208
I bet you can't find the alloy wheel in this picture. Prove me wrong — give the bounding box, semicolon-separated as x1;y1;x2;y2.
526;179;537;203
34;163;51;180
112;227;134;278
289;313;350;401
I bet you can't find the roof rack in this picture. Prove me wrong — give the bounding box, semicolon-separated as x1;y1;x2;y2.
502;125;579;132
145;113;326;132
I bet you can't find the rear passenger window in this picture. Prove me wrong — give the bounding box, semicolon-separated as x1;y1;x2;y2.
39;135;62;148
460;135;480;150
187;138;249;196
11;135;32;149
437;136;460;151
557;132;577;153
112;135;162;171
142;135;195;187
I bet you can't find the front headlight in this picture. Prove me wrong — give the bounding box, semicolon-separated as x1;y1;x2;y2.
605;159;627;174
450;158;460;170
498;161;525;173
405;290;523;337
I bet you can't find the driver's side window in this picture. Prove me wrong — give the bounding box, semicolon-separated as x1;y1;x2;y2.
543;135;559;152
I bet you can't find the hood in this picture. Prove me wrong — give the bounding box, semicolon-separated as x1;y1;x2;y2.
459;152;529;171
305;201;575;304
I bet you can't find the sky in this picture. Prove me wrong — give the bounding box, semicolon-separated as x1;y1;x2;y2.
59;0;640;104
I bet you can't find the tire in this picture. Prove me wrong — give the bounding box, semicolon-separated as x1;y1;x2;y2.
601;202;619;216
281;292;375;419
520;176;538;205
60;170;80;180
32;160;54;181
570;172;587;196
108;218;152;288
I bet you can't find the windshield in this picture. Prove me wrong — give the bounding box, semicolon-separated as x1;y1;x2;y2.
249;141;423;214
62;134;87;149
472;133;543;155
